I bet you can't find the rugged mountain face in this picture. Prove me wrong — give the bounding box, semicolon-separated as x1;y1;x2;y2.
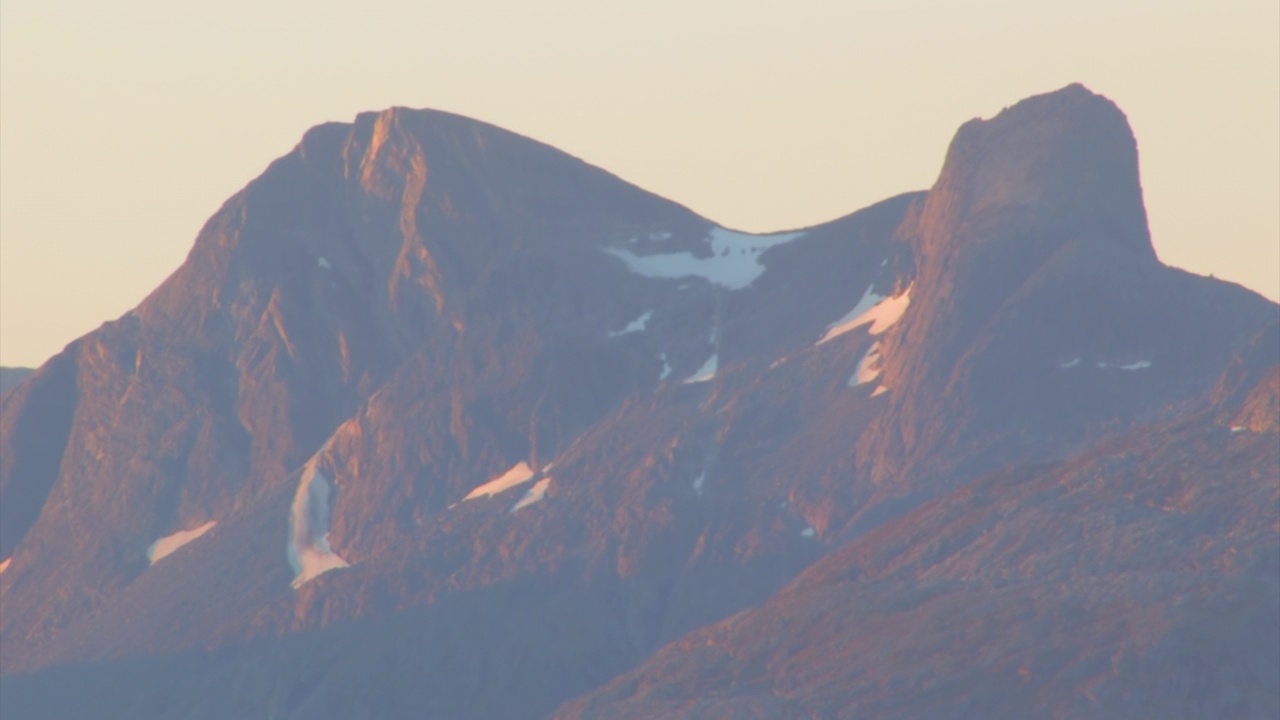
555;371;1280;719
1;85;1276;719
851;85;1272;517
0;107;713;655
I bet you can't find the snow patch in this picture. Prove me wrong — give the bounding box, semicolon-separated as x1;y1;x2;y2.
692;472;706;495
849;342;884;387
0;558;10;575
288;463;349;589
510;478;551;512
659;353;673;380
317;257;331;269
819;284;912;345
1231;426;1249;434
463;461;536;501
147;521;216;564
1087;359;1152;371
801;527;816;538
609;310;653;337
683;354;718;384
870;385;889;397
1059;357;1081;369
605;227;802;290
821;286;884;343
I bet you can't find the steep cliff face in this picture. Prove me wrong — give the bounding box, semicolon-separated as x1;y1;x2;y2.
847;85;1273;516
1;86;1276;720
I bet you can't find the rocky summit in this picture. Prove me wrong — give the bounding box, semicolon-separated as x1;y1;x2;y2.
1;85;1276;720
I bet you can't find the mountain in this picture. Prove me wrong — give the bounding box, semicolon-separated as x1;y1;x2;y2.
2;84;1276;719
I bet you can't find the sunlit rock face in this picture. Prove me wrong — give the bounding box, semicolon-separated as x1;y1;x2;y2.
852;85;1272;496
1234;365;1280;433
1;85;1276;720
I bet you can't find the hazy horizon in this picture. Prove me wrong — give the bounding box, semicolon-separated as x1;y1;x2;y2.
2;0;1277;367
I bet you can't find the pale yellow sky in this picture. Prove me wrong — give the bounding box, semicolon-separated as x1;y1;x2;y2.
1;0;1277;367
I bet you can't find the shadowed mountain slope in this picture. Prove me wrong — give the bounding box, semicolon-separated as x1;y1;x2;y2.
555;366;1280;719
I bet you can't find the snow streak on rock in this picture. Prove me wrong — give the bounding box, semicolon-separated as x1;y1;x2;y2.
288;463;349;589
684;324;720;384
509;478;552;513
463;462;536;501
683;354;718;384
605;228;802;290
1079;359;1153;371
820;286;884;344
849;342;884;387
819;284;913;345
608;311;653;337
147;521;216;565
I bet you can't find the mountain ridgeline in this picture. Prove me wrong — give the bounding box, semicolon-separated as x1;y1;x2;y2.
1;84;1276;719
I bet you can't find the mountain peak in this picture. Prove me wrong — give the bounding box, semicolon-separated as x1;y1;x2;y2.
286;102;696;235
855;86;1175;487
882;83;1160;379
913;83;1154;262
